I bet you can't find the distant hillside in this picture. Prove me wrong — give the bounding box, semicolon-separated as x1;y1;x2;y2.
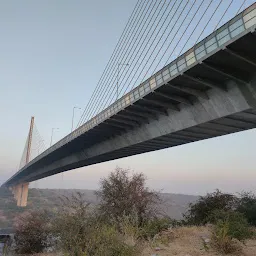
0;188;199;228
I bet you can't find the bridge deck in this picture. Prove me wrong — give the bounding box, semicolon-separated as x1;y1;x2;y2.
3;3;256;187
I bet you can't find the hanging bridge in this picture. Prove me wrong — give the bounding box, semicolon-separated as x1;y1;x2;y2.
2;1;256;206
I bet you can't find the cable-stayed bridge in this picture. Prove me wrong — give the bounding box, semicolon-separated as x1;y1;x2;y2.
2;2;256;206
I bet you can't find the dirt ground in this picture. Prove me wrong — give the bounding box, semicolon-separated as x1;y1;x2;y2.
141;226;256;256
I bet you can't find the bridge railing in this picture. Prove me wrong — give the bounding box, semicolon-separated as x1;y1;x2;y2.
17;3;256;175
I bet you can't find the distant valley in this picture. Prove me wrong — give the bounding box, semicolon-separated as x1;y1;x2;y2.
0;188;199;228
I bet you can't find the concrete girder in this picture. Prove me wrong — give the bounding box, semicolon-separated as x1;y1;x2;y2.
153;91;192;105
182;74;227;91
117;113;149;123
225;48;256;68
200;122;243;133
124;109;157;120
141;98;179;111
144;140;174;147
131;104;168;116
234;111;256;120
104;121;128;130
165;133;201;142
215;116;256;127
132;143;169;150
177;130;212;139
7;77;256;184
202;62;247;85
110;117;140;127
166;82;209;99
155;136;195;144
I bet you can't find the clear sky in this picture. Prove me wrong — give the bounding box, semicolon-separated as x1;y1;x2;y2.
0;0;255;195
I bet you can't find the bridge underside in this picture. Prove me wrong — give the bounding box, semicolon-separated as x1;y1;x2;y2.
5;30;256;187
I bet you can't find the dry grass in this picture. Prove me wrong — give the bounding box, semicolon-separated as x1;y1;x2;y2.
24;227;256;256
141;226;256;256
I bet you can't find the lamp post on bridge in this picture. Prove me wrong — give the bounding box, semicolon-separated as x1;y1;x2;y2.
50;128;59;147
71;107;81;132
117;63;129;100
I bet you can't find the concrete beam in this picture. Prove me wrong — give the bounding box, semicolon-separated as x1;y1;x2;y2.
104;121;128;130
183;74;227;91
153;91;192;105
166;82;209;99
141;98;179;111
225;48;256;68
132;104;168;116
202;62;247;85
117;113;148;123
110;117;139;127
124;109;157;120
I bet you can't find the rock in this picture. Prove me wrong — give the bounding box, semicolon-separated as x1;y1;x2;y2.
204;238;211;243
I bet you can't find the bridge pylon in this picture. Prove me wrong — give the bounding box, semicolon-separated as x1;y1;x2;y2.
11;117;34;207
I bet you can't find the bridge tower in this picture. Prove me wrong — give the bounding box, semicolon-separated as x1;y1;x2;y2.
11;117;34;207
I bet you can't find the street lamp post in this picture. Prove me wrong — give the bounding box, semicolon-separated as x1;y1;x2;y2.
117;63;129;100
71;107;81;132
50;128;59;147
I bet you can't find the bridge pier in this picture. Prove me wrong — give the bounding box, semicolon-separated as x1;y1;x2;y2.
10;183;29;207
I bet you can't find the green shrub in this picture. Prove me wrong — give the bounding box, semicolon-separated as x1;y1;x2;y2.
96;168;160;225
53;192;139;256
86;224;138;256
117;213;142;246
237;192;256;226
211;210;252;254
141;218;171;239
184;190;238;225
14;210;52;254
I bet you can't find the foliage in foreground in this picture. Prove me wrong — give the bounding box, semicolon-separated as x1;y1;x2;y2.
14;210;52;254
96;167;161;226
237;192;256;226
184;189;238;225
184;189;256;227
211;210;253;254
11;169;256;255
53;192;139;256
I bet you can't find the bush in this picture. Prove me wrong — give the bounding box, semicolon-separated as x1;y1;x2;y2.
53;192;92;255
86;223;138;256
53;192;139;256
141;218;171;239
117;213;142;246
211;210;252;254
237;192;256;226
96;167;161;225
184;190;238;225
14;210;52;254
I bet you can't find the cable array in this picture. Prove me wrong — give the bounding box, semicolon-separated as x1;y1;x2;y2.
75;0;251;128
19;123;46;169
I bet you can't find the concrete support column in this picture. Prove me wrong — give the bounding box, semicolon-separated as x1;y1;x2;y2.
20;183;29;207
11;183;29;207
16;185;22;205
14;186;18;200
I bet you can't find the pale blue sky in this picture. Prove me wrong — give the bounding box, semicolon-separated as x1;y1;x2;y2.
0;0;255;195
